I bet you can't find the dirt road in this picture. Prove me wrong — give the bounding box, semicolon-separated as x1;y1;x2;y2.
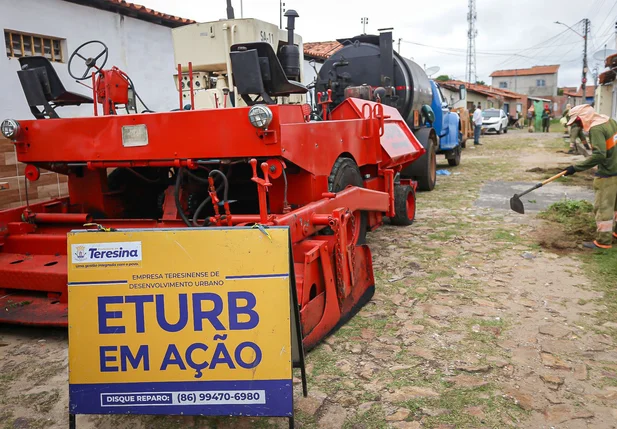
1;130;617;428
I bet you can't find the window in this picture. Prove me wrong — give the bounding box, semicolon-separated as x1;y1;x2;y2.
4;30;64;62
499;81;508;89
536;79;546;87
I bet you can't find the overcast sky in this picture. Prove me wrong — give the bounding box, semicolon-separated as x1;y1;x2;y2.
141;0;617;88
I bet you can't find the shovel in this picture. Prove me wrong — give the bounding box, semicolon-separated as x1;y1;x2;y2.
510;170;568;214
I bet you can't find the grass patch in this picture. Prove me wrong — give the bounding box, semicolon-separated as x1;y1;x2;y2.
343;405;388;429
400;383;525;428
427;230;459;241
580;248;617;341
538;200;595;238
492;229;520;243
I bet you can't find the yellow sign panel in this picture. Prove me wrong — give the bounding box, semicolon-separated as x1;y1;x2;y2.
67;228;293;417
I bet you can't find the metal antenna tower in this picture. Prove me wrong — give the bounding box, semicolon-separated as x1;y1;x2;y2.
465;0;477;83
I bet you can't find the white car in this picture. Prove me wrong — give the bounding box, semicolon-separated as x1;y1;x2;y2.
482;109;508;134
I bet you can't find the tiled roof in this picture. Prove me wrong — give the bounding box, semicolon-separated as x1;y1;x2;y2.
490;65;560;78
303;41;343;60
443;80;526;100
563;85;596;98
600;70;616;85
605;53;617;68
66;0;195;27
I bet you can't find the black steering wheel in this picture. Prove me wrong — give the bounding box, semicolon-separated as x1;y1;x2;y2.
68;40;109;81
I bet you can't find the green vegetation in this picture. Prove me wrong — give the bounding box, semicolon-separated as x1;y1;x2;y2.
343;405;389;429
581;248;617;340
538;200;617;340
539;199;595;238
400;384;524;428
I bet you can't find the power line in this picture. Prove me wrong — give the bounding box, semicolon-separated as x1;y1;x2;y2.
400;39;583;55
403;39;590;64
492;27;573;69
594;0;617;40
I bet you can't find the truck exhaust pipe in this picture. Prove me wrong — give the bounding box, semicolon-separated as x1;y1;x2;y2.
285;9;299;45
226;0;235;19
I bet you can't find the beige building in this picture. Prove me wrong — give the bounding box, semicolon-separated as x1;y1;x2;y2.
597;54;617;119
490;65;560;97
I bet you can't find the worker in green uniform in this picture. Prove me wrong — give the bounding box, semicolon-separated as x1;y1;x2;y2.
569;119;590;154
563;104;617;249
561;103;571;135
562;103;590;154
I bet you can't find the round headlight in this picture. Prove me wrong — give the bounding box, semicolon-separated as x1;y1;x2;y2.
248;105;273;129
1;119;20;140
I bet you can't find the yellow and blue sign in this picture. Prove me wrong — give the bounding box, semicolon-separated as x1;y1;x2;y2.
67;227;294;417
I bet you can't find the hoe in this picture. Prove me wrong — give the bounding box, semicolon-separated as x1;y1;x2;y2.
0;12;425;349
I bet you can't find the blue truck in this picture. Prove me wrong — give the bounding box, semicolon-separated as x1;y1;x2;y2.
429;79;464;167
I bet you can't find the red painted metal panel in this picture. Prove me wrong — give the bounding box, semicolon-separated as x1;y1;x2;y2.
0;254;67;296
0;293;67;326
0;90;419;345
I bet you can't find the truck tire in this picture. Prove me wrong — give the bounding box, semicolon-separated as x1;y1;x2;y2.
460;128;466;149
447;145;461;167
327;157;368;245
401;129;437;192
390;184;416;226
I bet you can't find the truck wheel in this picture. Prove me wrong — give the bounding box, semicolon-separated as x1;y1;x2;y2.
390;185;416;226
411;136;437;192
448;145;461;167
327;157;368;245
459;129;466;149
419;138;437;192
401;129;437;192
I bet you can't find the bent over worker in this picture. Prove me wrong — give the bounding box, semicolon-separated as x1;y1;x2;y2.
563;104;617;249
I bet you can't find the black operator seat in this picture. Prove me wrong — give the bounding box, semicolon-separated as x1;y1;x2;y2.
229;42;307;106
17;56;93;119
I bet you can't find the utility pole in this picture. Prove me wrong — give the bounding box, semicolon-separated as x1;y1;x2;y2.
582;18;589;104
361;17;369;34
465;0;477;83
280;1;285;29
398;38;402;54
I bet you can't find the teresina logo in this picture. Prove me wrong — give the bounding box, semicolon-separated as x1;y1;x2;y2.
88;247;139;259
71;241;142;264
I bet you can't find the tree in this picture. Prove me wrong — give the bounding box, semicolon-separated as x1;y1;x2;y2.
435;75;450;82
475;80;486;86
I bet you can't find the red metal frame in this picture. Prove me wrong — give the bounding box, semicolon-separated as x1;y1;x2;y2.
0;65;425;348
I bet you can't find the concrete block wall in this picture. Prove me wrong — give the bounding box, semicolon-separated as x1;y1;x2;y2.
0;136;68;209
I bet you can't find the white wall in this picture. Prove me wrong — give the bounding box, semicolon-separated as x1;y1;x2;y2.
0;0;179;120
303;59;321;87
595;85;612;118
440;86;467;109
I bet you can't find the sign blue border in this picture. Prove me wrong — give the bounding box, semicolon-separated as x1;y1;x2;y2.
69;379;292;416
